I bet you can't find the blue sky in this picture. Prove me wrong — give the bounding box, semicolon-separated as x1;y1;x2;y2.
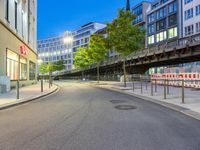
37;0;144;40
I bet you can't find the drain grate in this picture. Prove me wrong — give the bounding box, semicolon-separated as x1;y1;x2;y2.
110;100;127;104
114;105;137;110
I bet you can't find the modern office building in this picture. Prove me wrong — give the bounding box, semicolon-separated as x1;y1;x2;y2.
37;31;73;71
181;0;200;38
0;0;37;91
146;0;179;47
73;22;106;52
37;22;106;71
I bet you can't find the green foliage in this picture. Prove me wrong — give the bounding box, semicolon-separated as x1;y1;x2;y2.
39;63;48;75
74;47;93;70
107;9;145;57
89;34;108;64
39;60;65;74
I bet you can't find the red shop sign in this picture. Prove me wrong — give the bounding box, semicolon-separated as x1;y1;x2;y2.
20;45;28;55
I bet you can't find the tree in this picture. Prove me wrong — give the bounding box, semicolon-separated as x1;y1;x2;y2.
39;63;48;75
107;9;145;87
74;47;93;80
88;34;108;83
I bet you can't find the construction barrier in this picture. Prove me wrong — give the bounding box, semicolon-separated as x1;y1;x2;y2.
151;73;200;88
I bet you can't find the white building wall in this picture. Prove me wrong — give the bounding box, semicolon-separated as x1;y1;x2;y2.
182;0;200;37
0;0;37;51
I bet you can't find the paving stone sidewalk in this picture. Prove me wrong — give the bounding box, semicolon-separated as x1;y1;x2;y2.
93;81;200;116
0;82;58;109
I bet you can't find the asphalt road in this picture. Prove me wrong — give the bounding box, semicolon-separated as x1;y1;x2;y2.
0;81;200;150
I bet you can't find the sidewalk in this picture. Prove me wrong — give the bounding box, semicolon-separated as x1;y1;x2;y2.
0;82;58;110
92;81;200;120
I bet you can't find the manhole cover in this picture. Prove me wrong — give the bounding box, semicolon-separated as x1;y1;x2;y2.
115;105;137;110
110;100;127;104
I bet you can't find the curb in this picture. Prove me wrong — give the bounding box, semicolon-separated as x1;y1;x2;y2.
0;84;60;111
93;84;200;121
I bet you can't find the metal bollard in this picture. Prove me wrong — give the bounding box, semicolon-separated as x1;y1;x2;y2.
167;80;170;95
182;80;185;103
41;79;43;92
164;79;166;99
16;80;19;99
151;81;153;96
132;81;135;92
146;80;148;91
141;81;143;94
155;79;157;93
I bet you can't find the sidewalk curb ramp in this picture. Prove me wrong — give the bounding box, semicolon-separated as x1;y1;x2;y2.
0;84;59;111
91;84;200;121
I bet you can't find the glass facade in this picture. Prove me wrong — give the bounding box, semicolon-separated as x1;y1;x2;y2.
7;50;19;80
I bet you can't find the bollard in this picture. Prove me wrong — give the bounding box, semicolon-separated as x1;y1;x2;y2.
41;78;43;92
16;80;19;99
151;81;153;96
182;80;185;103
141;80;143;94
164;79;166;99
132;81;135;92
167;80;170;95
155;79;157;93
146;80;148;90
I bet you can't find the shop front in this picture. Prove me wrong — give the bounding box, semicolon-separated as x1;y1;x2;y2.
0;21;37;91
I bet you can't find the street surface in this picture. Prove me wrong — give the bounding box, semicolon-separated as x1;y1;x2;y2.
0;81;200;150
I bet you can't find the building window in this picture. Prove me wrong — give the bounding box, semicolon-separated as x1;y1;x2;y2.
196;5;200;16
29;61;36;80
148;35;155;44
185;8;193;20
20;56;27;80
196;22;200;33
169;1;177;14
156;19;166;31
5;0;9;21
156;7;167;20
185;25;194;36
156;31;167;42
168;27;177;38
184;0;193;5
168;14;177;26
148;13;156;23
14;1;18;30
7;50;19;80
148;24;156;34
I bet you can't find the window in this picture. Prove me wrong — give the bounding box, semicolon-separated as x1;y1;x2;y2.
196;5;200;16
20;56;27;80
169;1;177;14
29;61;36;80
168;27;177;38
148;35;155;44
148;24;156;34
185;0;193;4
185;8;193;20
5;0;9;21
14;1;18;30
185;25;194;36
196;22;200;33
148;13;155;23
21;10;24;37
168;14;177;26
156;19;166;31
7;50;19;80
156;7;167;19
156;31;167;42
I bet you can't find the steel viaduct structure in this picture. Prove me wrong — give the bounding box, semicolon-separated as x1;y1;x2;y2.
60;34;200;80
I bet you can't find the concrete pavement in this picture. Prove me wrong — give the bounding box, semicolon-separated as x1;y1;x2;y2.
0;82;58;110
0;80;199;150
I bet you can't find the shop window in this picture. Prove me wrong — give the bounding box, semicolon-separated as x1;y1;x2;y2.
168;27;177;38
29;61;36;80
20;56;27;80
7;50;19;80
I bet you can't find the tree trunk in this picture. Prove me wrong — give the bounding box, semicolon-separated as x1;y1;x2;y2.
97;63;100;84
123;58;127;88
